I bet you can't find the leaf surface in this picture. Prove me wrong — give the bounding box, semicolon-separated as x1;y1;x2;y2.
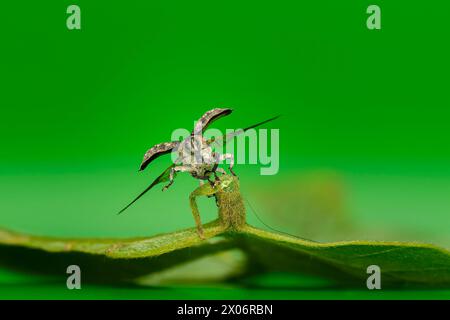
1;223;449;287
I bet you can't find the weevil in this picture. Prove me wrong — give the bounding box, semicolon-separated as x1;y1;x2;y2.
140;108;237;191
119;108;279;237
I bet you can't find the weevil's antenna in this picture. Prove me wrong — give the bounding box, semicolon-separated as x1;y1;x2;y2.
242;195;318;243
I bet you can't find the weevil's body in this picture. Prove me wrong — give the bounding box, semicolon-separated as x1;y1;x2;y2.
118;108;279;237
172;133;234;181
140;108;236;190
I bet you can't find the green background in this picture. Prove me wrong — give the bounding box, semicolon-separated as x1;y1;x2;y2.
0;1;449;299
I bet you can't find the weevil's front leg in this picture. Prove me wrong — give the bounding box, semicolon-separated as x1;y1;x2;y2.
212;167;226;183
189;182;220;239
219;153;236;176
216;168;227;174
162;165;191;191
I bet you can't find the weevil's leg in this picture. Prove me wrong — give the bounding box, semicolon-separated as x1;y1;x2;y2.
213;168;225;183
189;182;220;239
211;155;225;178
162;165;191;191
216;168;226;175
219;153;236;176
162;167;176;191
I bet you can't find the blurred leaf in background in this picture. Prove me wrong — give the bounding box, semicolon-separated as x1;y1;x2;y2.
249;170;354;242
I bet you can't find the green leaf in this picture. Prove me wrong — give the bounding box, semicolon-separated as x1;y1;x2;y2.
1;222;450;288
239;225;450;287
